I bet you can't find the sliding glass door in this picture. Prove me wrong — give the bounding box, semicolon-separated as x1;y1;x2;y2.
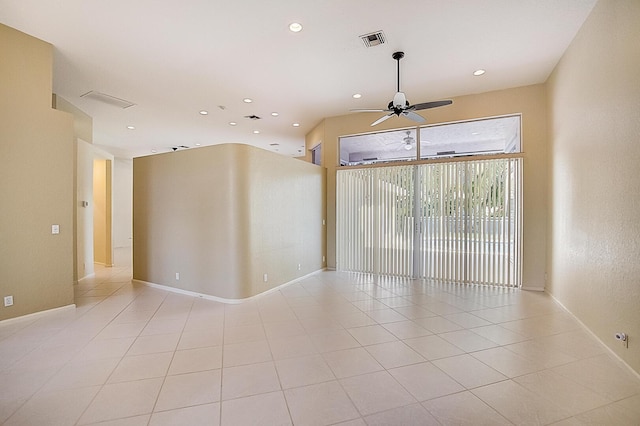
337;157;522;287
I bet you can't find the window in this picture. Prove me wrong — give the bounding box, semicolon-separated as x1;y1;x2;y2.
311;144;322;166
339;115;521;166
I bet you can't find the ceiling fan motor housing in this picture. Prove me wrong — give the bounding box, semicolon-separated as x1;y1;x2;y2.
392;91;408;111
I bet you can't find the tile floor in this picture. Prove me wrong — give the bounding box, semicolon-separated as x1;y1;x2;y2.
1;252;639;425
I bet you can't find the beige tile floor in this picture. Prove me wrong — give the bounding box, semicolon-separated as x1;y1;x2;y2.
1;252;640;425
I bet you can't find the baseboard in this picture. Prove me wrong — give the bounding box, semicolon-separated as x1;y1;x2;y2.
0;304;76;325
134;269;326;304
548;292;640;381
522;285;545;292
77;272;96;283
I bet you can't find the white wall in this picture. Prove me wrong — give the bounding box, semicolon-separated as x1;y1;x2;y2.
113;158;133;248
546;0;640;373
76;140;95;279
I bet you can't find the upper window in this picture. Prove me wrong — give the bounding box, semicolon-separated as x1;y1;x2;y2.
339;115;521;166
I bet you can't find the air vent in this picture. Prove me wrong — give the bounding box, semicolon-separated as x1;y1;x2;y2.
80;91;135;109
437;151;456;156
269;143;280;146
244;115;261;120
360;31;386;48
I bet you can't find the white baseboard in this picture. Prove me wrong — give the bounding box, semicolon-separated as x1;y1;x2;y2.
522;285;545;292
77;272;96;283
134;269;326;305
0;304;76;325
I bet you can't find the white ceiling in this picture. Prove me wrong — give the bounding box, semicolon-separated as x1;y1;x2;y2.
0;0;597;158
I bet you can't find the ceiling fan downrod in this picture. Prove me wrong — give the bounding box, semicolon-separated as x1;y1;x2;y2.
392;51;404;93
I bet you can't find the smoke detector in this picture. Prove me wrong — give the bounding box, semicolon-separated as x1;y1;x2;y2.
360;31;386;48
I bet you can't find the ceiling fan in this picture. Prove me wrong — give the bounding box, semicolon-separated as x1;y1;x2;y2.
352;51;453;126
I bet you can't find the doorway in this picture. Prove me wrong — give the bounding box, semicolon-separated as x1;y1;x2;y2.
336;158;522;287
93;159;113;266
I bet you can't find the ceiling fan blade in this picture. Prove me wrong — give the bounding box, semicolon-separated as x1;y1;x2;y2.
410;100;453;110
350;108;388;113
402;110;425;123
371;113;394;126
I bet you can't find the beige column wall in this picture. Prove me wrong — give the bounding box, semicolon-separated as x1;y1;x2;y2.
0;24;75;320
311;83;548;290
133;143;324;300
546;0;640;373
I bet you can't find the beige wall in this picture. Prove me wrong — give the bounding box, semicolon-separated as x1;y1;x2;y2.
53;94;93;144
133;144;324;300
310;84;548;290
0;24;75;320
546;0;640;373
93;159;113;266
52;95;100;280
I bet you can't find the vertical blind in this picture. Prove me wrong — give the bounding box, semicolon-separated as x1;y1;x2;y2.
336;157;522;287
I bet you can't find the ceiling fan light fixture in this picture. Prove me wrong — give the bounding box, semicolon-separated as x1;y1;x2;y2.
351;51;453;126
404;142;413;151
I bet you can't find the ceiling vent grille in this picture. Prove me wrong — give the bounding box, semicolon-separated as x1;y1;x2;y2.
80;91;136;109
244;115;261;120
360;31;386;48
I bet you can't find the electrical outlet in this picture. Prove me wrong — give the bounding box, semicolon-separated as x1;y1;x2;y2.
4;296;13;307
297;264;301;271
263;273;268;282
615;332;629;348
175;272;180;280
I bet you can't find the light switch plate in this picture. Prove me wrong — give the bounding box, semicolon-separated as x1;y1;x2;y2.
51;224;60;234
4;296;13;307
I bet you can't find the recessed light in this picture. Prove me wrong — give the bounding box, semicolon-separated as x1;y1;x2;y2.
199;110;208;115
195;143;201;146
352;93;362;99
292;123;300;127
473;69;486;76
253;130;260;134
127;125;135;130
471;132;480;135
243;98;253;103
289;22;303;33
271;112;279;117
229;122;237;126
151;149;157;153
